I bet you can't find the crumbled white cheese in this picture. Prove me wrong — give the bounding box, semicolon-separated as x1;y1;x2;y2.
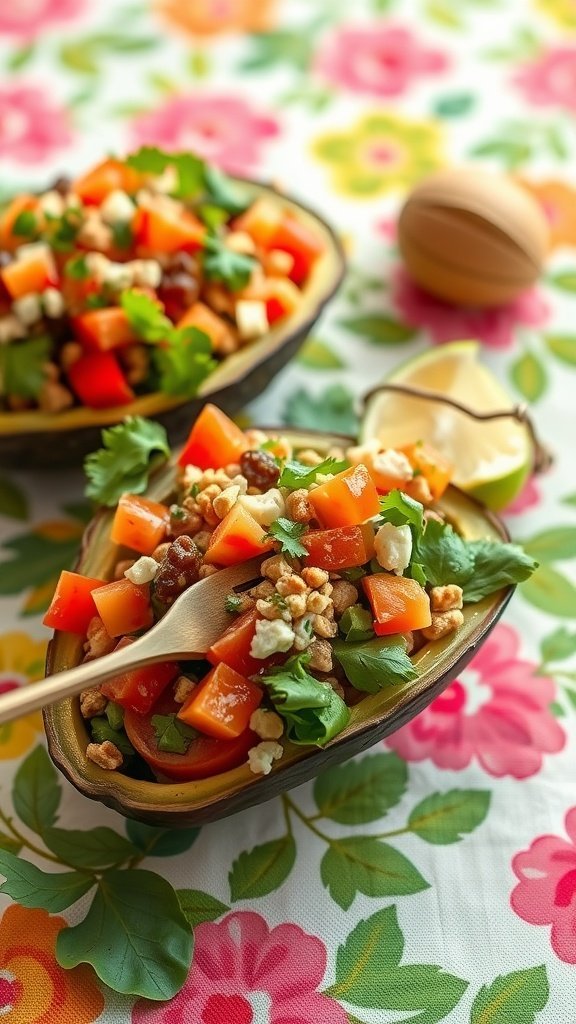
78;211;113;251
102;261;134;291
85;252;110;283
374;523;413;575
132;259;162;289
42;287;65;319
0;315;25;343
372;449;413;483
38;190;65;218
12;292;42;326
100;189;135;225
292;614;314;651
154;166;179;194
247;740;284;775
250;618;295;659
235;299;269;341
249;708;284;740
346;439;380;464
15;241;52;263
124;556;159;585
239;488;285;527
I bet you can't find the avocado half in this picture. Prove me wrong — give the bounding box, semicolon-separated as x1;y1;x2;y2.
0;183;345;469
43;428;513;827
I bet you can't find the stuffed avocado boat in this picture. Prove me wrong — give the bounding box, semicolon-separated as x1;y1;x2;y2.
43;405;537;825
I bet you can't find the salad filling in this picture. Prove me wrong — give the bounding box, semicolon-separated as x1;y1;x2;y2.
43;405;538;781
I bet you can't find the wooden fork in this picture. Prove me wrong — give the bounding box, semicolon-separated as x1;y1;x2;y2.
0;558;263;726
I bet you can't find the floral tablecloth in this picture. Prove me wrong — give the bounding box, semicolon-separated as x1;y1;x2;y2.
1;1;576;1021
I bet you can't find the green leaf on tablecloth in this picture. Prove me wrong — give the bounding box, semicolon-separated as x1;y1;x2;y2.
548;271;576;293
408;790;491;844
434;93;474;117
329;905;468;1018
125;820;200;857
470;139;531;168
470;965;549;1023
564;686;576;711
562;491;576;506
13;746;61;835
0;519;83;603
425;0;464;28
320;837;429;910
550;701;565;717
283;384;359;435
339;314;416;345
56;869;193;1000
43;827;137;869
6;43;35;71
314;753;407;825
0;851;93;911
510;352;547;403
523;527;576;563
0;476;28;520
176;889;230;927
21;579;58;617
0;832;22;855
59;42;98;74
229;836;296;900
521;566;576;617
541;627;576;664
297;337;344;369
239;31;313;72
545;334;576;367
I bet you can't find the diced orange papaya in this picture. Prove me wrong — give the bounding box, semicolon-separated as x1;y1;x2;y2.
177;301;229;351
207;608;263;677
263;277;301;325
74;307;136;351
303;524;375;572
265;215;325;285
136;205;205;254
178;403;248;470
0;195;39;251
42;570;106;635
362;574;431;636
92;578;153;637
233;197;284;247
308;464;381;530
74;158;142;205
401;441;453;500
204;503;273;566
177;662;262;740
111;494;169;555
1;248;57;298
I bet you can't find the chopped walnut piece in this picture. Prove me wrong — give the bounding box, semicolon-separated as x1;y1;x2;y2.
249;580;275;601
174;676;196;704
83;616;115;660
313;614;338;638
212;485;241;520
80;687;107;719
301;566;330;589
261;554;296;581
285;593;307;619
86;740;123;770
37;380;74;413
199;563;219;579
296;449;323;467
330;580;359;616
308;637;333;672
405;475;434;506
306;591;332;615
430;584;463;612
285;489;314;523
276;573;308;596
421;610;464;641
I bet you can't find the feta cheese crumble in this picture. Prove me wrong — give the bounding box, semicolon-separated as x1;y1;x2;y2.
250;618;295;659
374;523;413;574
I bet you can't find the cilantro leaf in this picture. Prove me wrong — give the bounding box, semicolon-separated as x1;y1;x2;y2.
111;220;133;249
278;456;347;490
202;164;249;215
462;541;538;602
414;519;474;589
126;146;205;200
0;336;51;398
152;328;215;397
203;232;256;291
121;290;172;343
338;604;374;643
151;714;198;754
261;652;350;746
198;204;229;230
84;416;171;507
267;517;308;558
380;490;424;539
333;637;417;694
12;209;37;238
45;208;82;252
65;254;90;280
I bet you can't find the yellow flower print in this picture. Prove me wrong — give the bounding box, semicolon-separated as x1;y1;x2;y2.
0;633;47;760
312;111;444;198
535;0;576;29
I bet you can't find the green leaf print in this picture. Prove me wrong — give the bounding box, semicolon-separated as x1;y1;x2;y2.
0;475;28;520
313;753;408;825
540;627;576;664
240;31;313;72
125;820;200;857
470;965;549;1023
56;869;193;1000
548;271;576;293
0;517;84;612
13;746;61;835
229;836;296;900
0;850;93;912
434;93;475;117
523;526;576;562
43;827;138;869
0;832;22;855
297;337;345;369
408;790;491;844
544;334;576;367
339;314;416;345
176;890;230;928
521;566;576;617
320;837;429;910
283;384;359;434
510;352;547;403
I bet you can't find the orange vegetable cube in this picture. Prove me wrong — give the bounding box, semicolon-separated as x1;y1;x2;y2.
111;494;169;555
205;504;273;566
233;197;283;247
265;215;325;285
136;206;205;254
74;307;136;351
177;301;229;351
264;277;301;325
177;662;262;740
178;403;248;470
74;158;142;205
92;578;153;637
42;570;106;634
1;248;57;299
0;195;38;251
308;464;381;530
401;442;453;500
303;524;375;572
362;574;431;636
207;608;263;677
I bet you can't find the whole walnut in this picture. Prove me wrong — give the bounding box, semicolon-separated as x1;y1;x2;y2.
154;536;202;607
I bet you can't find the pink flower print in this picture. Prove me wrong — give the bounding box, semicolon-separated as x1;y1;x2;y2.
133;912;348;1024
514;47;576;113
131;94;279;177
316;23;448;98
387;624;565;778
0;84;72;164
391;266;550;349
504;475;541;517
511;807;576;964
0;0;85;39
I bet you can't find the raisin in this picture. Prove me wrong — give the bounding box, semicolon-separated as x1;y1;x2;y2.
50;176;72;196
158;252;202;322
240;449;280;491
153;536;202;606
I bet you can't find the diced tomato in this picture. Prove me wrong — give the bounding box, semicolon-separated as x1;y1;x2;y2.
67;351;134;408
177;301;229;351
233;197;284;247
42;570;106;635
1;248;57;299
0;195;39;251
74;158;142;205
92;578;153;637
265;216;325;285
74;307;136;352
178;403;248;470
136;205;205;254
308;464;381;530
362;574;431;636
124;691;258;780
401;441;453;500
208;608;262;677
101;638;178;714
264;278;301;325
205;503;273;566
111;493;169;556
303;524;375;572
177;662;263;740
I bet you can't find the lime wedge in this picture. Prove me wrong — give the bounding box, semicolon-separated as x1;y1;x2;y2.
360;340;531;510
